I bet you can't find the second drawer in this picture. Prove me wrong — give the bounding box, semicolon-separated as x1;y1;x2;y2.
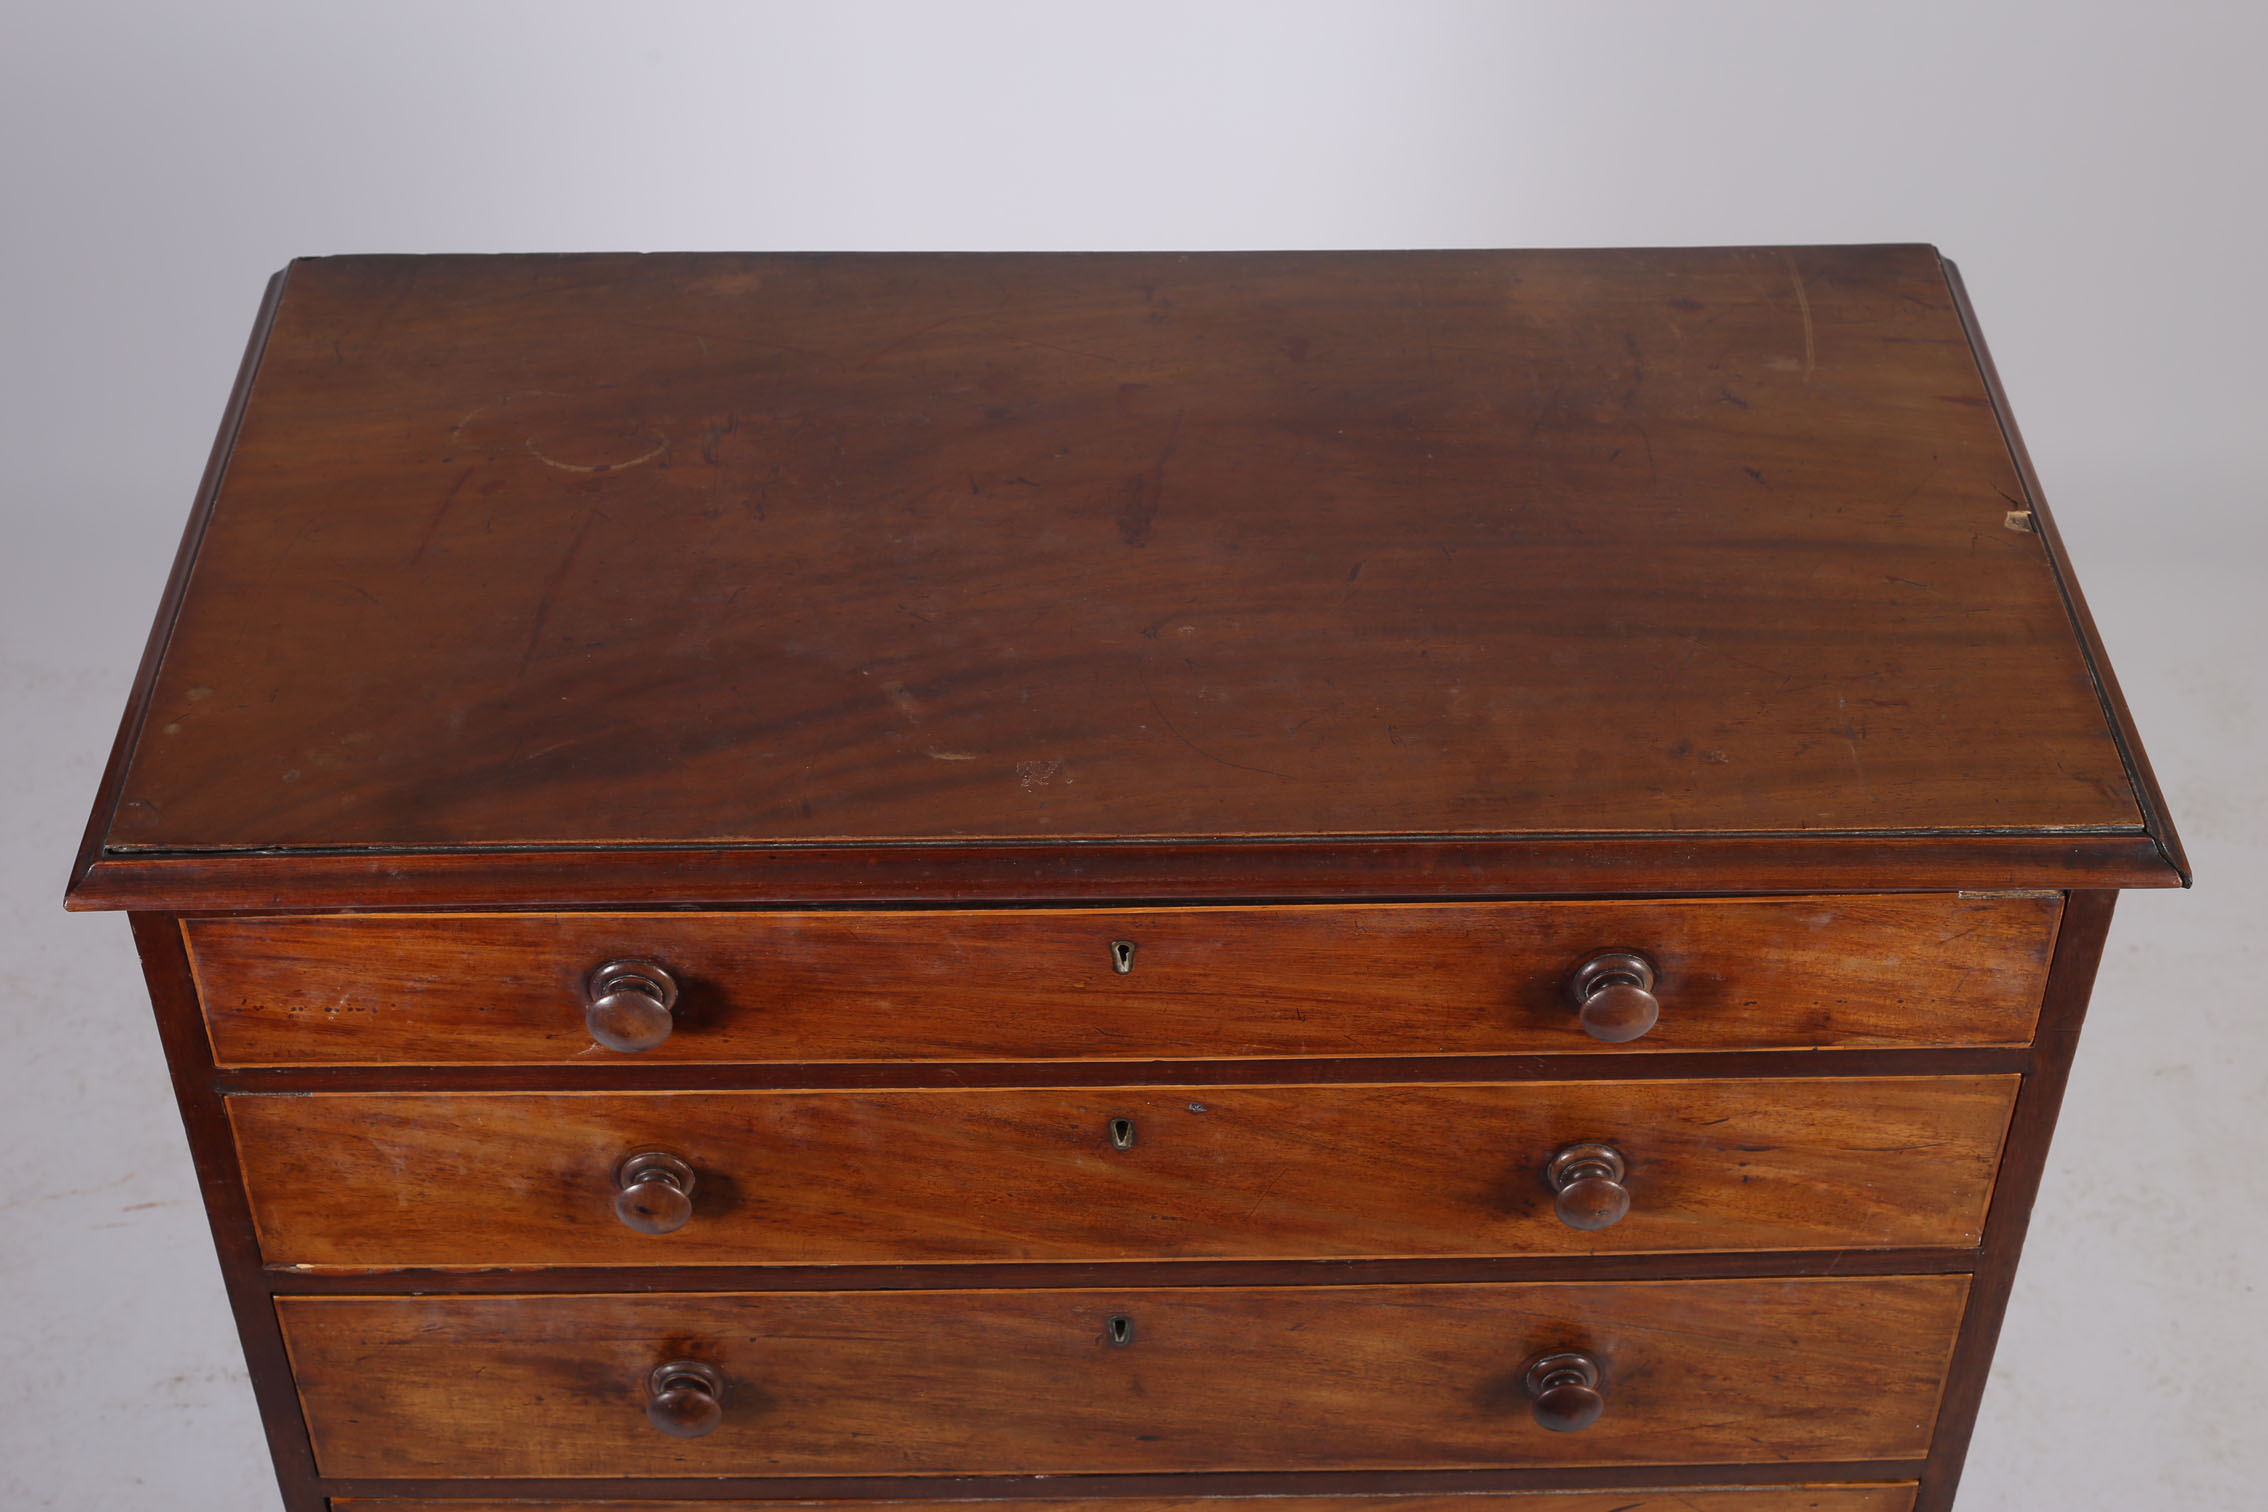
232;1077;2015;1267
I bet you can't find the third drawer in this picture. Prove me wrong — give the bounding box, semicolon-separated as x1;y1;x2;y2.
232;1076;2016;1267
278;1277;1968;1477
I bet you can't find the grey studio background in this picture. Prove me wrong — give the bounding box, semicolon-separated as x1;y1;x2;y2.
3;3;2261;1508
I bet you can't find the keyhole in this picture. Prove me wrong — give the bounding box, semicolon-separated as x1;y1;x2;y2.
1106;1314;1135;1347
1108;1117;1136;1150
1110;940;1136;974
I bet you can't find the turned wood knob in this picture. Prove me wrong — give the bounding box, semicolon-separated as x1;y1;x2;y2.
584;959;680;1052
646;1359;724;1438
1523;1350;1605;1432
1547;1142;1630;1230
1566;950;1659;1043
614;1151;697;1235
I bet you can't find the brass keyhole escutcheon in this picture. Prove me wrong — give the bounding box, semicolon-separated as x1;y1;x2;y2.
1106;1314;1135;1347
1108;1117;1136;1150
1109;939;1136;973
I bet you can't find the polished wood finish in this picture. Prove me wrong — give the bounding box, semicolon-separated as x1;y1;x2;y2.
185;895;2060;1066
231;1077;2015;1268
276;1277;1969;1478
334;1490;1922;1512
74;251;2176;1512
68;247;2181;913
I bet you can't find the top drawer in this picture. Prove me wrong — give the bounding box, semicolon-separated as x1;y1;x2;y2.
185;894;2058;1067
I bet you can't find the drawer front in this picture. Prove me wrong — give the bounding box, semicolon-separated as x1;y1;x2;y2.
233;1077;2016;1267
188;894;2058;1066
333;1492;1921;1512
278;1277;1968;1477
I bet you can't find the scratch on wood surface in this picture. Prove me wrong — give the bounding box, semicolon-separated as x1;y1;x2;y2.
451;389;669;474
1240;1162;1294;1220
519;508;605;677
450;389;569;441
1015;337;1119;364
1784;250;1816;381
1835;692;1872;800
860;314;964;368
1116;411;1184;546
525;433;668;474
1137;658;1294;780
409;467;476;566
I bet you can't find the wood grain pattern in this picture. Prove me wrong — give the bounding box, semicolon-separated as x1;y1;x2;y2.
92;248;2141;873
231;1077;2017;1268
186;894;2059;1066
277;1278;1969;1478
334;1489;1920;1512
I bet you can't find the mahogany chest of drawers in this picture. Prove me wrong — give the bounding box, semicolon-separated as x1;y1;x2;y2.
68;247;2185;1512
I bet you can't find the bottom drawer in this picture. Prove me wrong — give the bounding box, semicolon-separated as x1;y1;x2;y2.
337;1493;1920;1512
280;1278;1966;1479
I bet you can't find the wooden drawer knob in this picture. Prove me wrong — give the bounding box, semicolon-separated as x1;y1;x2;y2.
646;1359;724;1438
614;1151;696;1235
1546;1142;1629;1230
1523;1350;1605;1432
1566;950;1659;1043
583;959;680;1052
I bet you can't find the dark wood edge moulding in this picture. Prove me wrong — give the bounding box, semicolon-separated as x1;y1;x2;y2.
73;832;2175;912
70;268;288;909
311;1466;1931;1502
65;252;2184;914
1938;257;2187;887
260;1248;1983;1296
331;1487;1932;1512
212;1046;2035;1092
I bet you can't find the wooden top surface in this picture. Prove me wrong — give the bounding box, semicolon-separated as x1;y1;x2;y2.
75;247;2181;906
